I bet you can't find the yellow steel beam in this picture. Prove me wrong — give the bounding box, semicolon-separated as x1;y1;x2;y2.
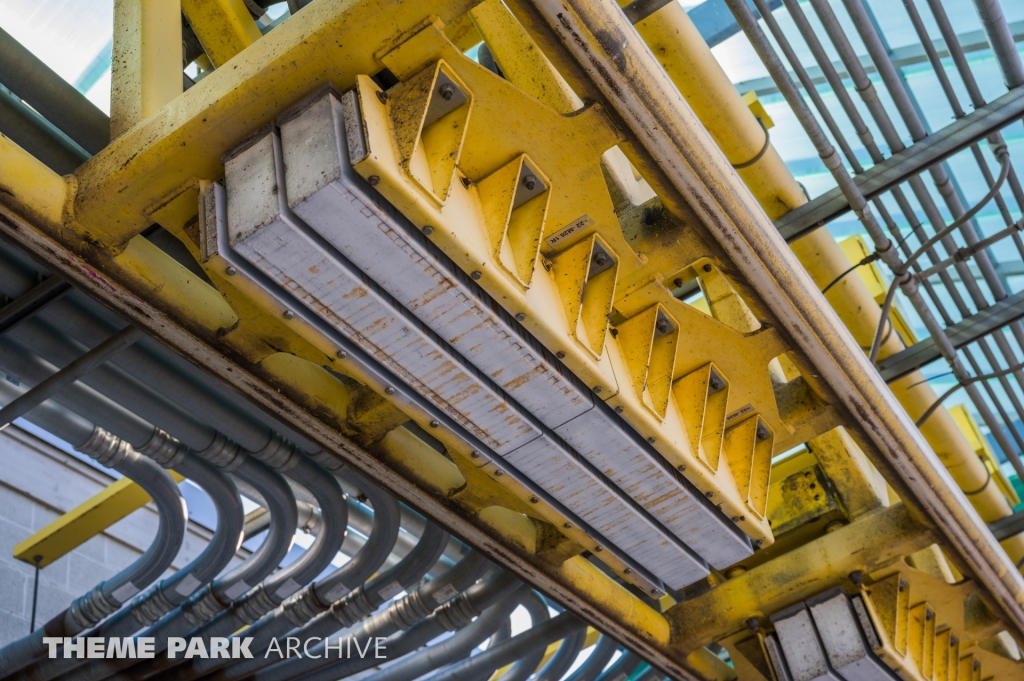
0;122;696;679
181;0;262;69
110;0;183;138
665;503;933;650
13;471;184;568
70;0;483;248
609;0;1024;581
505;0;1024;644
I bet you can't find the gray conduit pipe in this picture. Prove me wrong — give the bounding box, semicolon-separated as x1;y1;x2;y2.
211;522;451;681
0;329;348;629
17;455;244;681
534;624;585;681
185;476;400;678
210;536;479;679
564;635;618;681
499;591;551;681
464;618;512;681
363;587;528;681
261;571;524;681
142;459;346;681
55;459;298;681
417;611;581;681
594;651;642;681
0;395;185;677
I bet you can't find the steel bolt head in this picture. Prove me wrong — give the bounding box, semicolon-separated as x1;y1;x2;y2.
283;310;294;320
555;351;565;359
563;522;572;529
439;84;454;101
515;312;526;322
470;451;480;458
522;174;537;191
422;225;434;235
615;406;624;414
656;320;669;334
594;545;603;552
376;90;388;104
593;386;602;394
226;266;237;276
494;469;504;477
471;271;482;280
529;496;539;503
429;420;439;428
703;263;713;273
677;464;686;472
623;568;632;574
337;350;348;359
647;436;656;444
368;175;380;186
705;491;714;498
384;386;395;395
594;252;608;266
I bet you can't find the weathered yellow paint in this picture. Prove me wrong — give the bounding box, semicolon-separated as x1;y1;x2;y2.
14;470;184;568
860;567;1024;679
73;0;484;247
374;426;466;497
181;0;262;69
626;0;804;220
110;0;183;138
0;133;68;226
358;25;796;545
949;404;1020;506
807;426;889;519
665;503;932;649
114;235;239;335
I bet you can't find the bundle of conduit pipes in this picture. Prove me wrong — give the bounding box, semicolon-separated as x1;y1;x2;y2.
0;236;669;681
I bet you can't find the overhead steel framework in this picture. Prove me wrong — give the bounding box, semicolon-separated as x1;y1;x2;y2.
1;0;1024;680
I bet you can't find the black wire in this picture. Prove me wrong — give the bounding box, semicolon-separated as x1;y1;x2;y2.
821;252;880;295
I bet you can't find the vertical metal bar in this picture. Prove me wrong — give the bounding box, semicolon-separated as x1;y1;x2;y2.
969;0;1024;88
0;325;143;429
30;555;40;632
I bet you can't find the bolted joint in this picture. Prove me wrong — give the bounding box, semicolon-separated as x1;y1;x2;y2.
182;583;229;627
281;587;328;628
254;432;302;472
235;584;278;624
138;428;189;469
66;584;119;635
386;591;433;630
434;593;479;632
77;427;132;468
131;582;179;626
198;431;246;472
329;586;376;627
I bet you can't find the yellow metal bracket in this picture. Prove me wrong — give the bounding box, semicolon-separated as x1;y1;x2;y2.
14;470;184;568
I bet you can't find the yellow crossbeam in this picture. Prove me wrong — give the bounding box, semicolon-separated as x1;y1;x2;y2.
13;471;183;568
181;0;262;69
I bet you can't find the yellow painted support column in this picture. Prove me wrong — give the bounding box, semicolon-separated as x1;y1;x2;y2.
181;0;262;69
110;0;183;138
626;1;1024;567
627;1;804;220
13;471;184;568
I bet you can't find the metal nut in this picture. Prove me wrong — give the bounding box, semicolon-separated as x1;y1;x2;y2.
225;266;237;276
515;313;526;322
522;174;537;191
282;310;294;320
439;84;454;101
384;386;395;395
422;225;434;235
429;420;439;428
375;90;388;104
471;271;482;280
368;175;380;186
